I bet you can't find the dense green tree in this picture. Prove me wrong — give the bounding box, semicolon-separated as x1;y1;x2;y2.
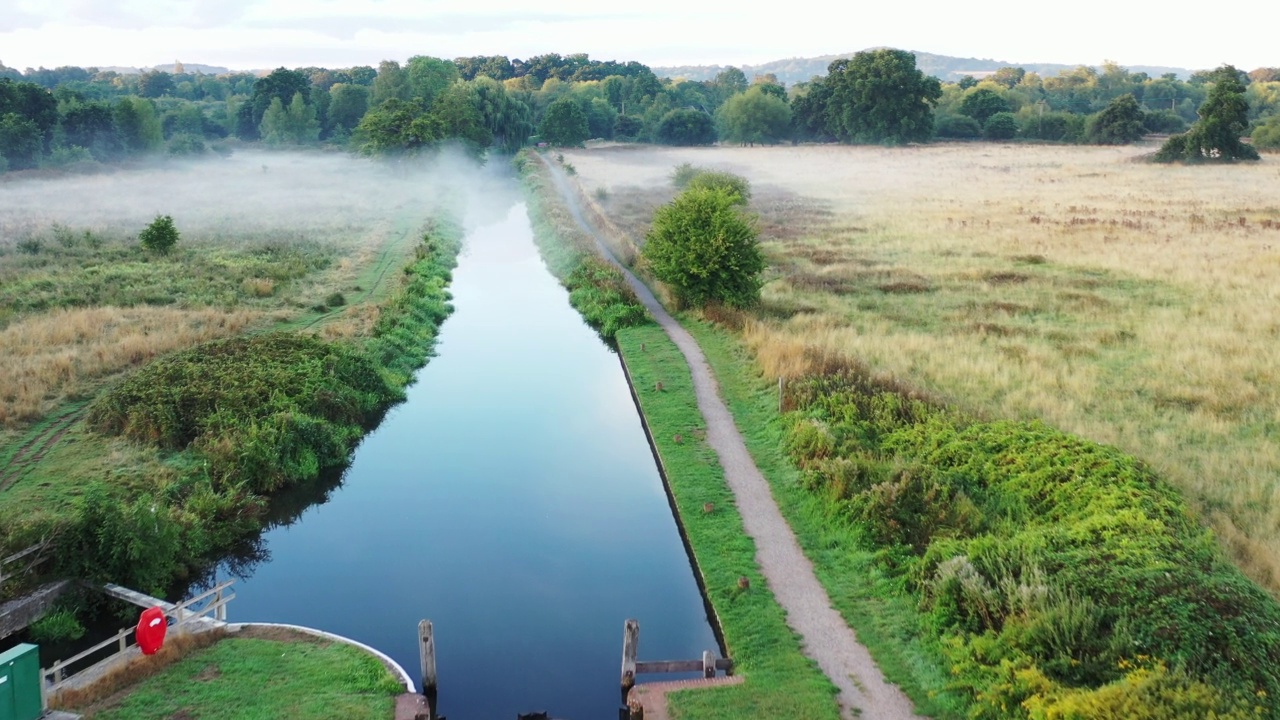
113;97;163;152
137;70;175;98
472;76;533;153
1156;66;1259;162
355;99;442;155
258;97;289;144
791;80;835;141
958;87;1011;125
983;112;1018;140
655;109;716;145
406;56;459;107
248;68;309;132
1086;93;1146;144
430;81;492;154
713;67;749;100
0;78;58;139
990;67;1026;89
957;75;978;90
0;113;42;168
583;97;617;139
1252;113;1280;150
642;186;765;309
935;114;981;138
328;83;370;134
823;49;941;144
349;66;378;86
538;98;589;146
719;86;791;145
60;101;119;159
371;61;410;106
139;214;179;254
613;114;642;139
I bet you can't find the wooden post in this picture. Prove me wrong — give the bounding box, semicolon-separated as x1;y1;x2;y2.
418;620;438;719
620;619;639;701
118;631;127;653
702;650;715;679
53;660;63;684
215;587;227;622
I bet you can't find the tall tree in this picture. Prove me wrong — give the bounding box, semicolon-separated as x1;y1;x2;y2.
1156;66;1259;162
372;61;410;106
655;109;716;146
405;56;459;108
538;98;589;146
137;70;175;98
719;86;792;145
824;49;941;144
1087;94;1145;144
113;97;163;153
328;83;370;135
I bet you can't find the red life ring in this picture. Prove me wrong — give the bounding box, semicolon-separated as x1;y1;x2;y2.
136;606;168;656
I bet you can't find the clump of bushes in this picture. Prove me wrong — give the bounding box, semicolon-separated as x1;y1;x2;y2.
565;258;650;337
669;164;752;205
87;332;398;493
784;371;1280;718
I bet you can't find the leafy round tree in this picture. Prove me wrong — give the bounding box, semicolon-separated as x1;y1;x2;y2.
539;98;589;147
1087;93;1145;145
655;109;717;146
958;88;1011;126
718;86;792;145
983;112;1018;140
642;187;765;309
140;214;179;254
1156;65;1260;163
822;49;942;145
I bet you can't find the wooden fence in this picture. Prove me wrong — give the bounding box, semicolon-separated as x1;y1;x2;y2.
41;580;235;708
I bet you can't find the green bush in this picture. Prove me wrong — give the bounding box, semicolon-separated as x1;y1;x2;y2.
936;114;982;139
325;291;346;307
684;170;751;205
783;371;1280;718
139;214;179;254
1252;115;1280;150
670;162;701;188
1144;109;1188;135
642;186;764;309
984;112;1019;140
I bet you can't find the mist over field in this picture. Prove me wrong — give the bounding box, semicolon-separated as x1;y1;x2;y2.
0;148;499;247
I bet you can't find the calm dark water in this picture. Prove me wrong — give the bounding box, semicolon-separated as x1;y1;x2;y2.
209;190;719;719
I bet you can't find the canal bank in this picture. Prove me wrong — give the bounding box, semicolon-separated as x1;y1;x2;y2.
193;178;720;719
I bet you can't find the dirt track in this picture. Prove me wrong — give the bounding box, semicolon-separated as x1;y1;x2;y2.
540;155;922;720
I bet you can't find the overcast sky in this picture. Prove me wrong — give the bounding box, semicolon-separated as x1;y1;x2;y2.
0;0;1275;73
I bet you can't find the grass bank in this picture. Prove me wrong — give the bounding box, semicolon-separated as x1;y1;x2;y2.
518;152;842;718
1;218;462;597
62;629;402;719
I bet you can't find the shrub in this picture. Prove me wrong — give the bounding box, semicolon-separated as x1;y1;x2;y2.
936;114;982;139
28;608;87;643
139;214;179;254
1086;94;1146;145
1252;114;1280;150
671;162;701;188
685;170;751;205
642;186;764;309
655;109;717;146
1144;109;1188;135
325;291;346;307
167;133;206;156
783;372;1280;717
984;112;1019;140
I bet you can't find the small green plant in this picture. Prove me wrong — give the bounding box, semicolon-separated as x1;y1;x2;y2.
325;291;346;307
52;223;79;248
139;215;179;255
28;608;87;643
562;162;576;175
685;170;751;205
670;162;701;188
594;186;609;202
16;236;43;255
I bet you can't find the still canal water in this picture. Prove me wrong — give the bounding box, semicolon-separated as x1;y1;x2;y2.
210;185;720;718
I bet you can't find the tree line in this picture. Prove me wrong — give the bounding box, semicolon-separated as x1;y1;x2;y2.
2;50;1277;172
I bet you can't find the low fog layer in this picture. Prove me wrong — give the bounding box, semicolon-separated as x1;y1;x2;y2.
0;148;507;246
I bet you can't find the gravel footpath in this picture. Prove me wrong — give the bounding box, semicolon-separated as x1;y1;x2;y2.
541;158;923;720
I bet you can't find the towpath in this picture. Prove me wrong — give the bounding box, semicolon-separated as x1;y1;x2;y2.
540;156;923;720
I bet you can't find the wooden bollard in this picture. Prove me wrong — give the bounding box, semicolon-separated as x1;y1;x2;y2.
702;650;715;679
418;619;438;719
621;619;639;700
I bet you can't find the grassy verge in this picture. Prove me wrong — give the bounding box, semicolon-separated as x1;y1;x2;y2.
516;150;650;338
681;316;966;718
616;325;841;719
67;633;402;719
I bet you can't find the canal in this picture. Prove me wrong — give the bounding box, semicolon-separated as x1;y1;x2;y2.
210;182;720;718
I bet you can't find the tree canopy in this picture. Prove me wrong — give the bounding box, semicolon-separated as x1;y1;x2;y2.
718;86;791;145
538;97;589;146
1156;66;1259;162
655;108;716;146
819;49;942;145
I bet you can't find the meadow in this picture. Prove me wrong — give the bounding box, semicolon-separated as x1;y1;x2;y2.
563;142;1280;596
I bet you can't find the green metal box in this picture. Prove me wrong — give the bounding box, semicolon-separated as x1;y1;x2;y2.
0;643;42;720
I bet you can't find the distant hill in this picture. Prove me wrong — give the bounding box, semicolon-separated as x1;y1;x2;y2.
655;50;1193;86
95;63;232;75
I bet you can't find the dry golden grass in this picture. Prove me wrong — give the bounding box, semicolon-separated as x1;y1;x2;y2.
564;142;1280;593
51;628;228;711
0;307;260;426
